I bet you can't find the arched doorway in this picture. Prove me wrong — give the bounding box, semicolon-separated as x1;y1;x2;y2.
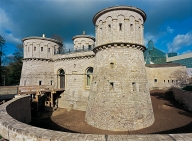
59;69;65;88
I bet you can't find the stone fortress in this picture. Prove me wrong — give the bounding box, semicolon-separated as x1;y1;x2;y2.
20;6;187;131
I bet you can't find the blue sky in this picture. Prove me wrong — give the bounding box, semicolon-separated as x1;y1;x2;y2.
0;0;192;56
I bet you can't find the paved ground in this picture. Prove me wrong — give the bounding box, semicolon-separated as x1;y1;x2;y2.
30;90;192;134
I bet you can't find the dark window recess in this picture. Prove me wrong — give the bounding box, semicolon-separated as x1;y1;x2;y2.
110;82;114;87
51;81;52;85
110;82;114;90
130;24;133;31
88;45;91;50
164;80;165;83
39;81;42;85
34;47;36;51
48;48;50;52
110;62;114;67
108;24;111;32
119;23;122;31
41;47;43;52
168;80;169;83
154;79;157;82
132;82;136;91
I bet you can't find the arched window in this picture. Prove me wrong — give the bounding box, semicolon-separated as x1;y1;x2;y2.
58;69;65;89
86;67;93;88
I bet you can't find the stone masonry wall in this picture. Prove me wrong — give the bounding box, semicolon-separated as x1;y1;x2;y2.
23;38;61;59
85;47;154;131
54;51;95;111
95;9;144;46
73;37;95;50
146;66;187;90
20;60;54;86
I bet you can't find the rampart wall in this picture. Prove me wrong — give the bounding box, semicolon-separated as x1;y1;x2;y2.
0;95;192;140
0;86;18;95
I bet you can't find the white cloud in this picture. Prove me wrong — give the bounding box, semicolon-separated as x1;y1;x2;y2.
168;31;192;52
166;26;174;33
0;8;11;31
144;33;157;46
0;8;21;44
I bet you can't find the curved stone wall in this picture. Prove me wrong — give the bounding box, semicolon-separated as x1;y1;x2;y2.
86;5;154;131
22;37;62;59
93;6;145;46
72;35;95;50
85;47;154;131
0;95;192;140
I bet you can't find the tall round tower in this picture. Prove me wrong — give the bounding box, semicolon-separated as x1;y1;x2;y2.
85;6;154;131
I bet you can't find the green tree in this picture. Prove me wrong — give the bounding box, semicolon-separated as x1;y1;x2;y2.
4;44;23;85
0;35;6;85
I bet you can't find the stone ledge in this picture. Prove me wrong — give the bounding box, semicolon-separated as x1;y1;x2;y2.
93;42;146;54
0;96;192;141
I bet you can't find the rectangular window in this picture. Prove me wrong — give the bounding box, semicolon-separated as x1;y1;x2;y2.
108;24;111;32
164;80;165;83
130;24;133;31
50;80;53;85
34;47;36;51
48;48;50;52
132;82;136;91
88;45;91;50
39;81;42;85
119;23;122;31
110;82;114;90
154;79;157;82
41;47;43;52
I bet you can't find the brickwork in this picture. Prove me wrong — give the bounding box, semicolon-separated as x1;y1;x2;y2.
0;96;192;141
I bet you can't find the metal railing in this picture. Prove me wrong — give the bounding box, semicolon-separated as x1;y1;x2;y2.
55;47;94;55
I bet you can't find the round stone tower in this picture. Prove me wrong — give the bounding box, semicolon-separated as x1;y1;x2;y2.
20;35;63;86
72;31;95;51
85;6;154;131
22;35;63;59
